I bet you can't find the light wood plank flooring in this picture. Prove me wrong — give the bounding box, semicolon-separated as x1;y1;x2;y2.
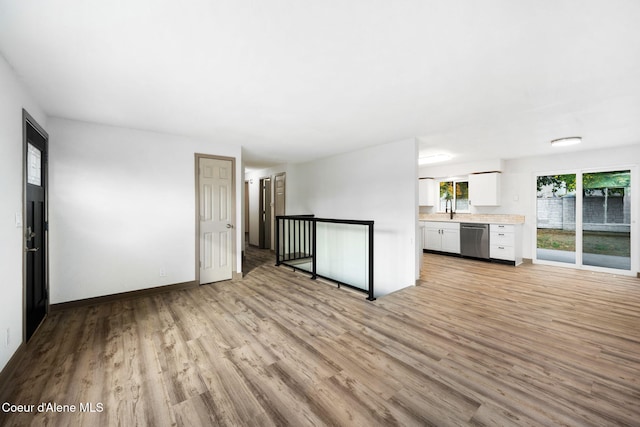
1;248;639;426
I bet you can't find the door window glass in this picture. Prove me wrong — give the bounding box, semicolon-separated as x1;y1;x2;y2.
27;143;42;186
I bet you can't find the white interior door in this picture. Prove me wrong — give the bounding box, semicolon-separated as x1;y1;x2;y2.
199;157;234;283
274;173;285;217
273;172;285;250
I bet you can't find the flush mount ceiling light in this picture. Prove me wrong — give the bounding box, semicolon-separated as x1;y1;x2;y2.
551;136;582;147
419;153;452;165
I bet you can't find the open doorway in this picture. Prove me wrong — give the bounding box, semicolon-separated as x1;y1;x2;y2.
247;171;285;252
244;180;249;244
259;177;272;249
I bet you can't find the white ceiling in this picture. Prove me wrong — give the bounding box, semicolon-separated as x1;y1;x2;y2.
1;0;640;168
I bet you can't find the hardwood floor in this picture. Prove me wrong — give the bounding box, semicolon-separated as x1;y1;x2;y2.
2;248;639;426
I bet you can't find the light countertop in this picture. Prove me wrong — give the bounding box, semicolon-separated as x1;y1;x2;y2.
419;213;525;224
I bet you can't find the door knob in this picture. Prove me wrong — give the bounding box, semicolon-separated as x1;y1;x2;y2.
25;247;39;252
226;224;234;229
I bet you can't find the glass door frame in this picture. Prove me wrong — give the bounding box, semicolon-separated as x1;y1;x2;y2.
533;165;637;276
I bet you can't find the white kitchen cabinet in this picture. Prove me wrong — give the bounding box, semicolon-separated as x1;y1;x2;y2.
418;178;435;206
441;228;461;253
424;227;440;251
423;221;460;254
469;172;501;206
490;223;522;265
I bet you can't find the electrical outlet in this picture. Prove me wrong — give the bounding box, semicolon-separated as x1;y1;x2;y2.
5;328;9;348
159;268;167;277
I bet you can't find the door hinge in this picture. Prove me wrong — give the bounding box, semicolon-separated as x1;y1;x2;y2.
44;222;49;231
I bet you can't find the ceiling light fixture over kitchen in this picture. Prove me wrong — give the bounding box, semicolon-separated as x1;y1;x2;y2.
550;136;582;147
419;153;452;165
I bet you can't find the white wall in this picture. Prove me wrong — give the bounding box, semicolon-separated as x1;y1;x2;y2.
48;118;243;303
287;138;419;297
0;55;47;372
244;165;287;248
421;143;640;271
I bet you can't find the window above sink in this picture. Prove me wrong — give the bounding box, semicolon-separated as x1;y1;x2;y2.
438;179;469;213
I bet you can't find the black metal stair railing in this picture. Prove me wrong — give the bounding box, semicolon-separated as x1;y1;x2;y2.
275;215;375;301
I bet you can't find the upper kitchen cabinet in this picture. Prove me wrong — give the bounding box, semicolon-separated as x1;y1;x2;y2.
469;172;501;206
418;178;435;206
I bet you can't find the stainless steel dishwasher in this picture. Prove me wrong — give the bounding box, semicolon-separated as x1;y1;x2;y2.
460;223;490;259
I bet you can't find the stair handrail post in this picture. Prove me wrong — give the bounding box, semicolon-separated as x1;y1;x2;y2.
275;215;281;266
311;218;317;280
367;222;376;301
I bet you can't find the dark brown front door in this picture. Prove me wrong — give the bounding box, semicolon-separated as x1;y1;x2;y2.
24;112;48;341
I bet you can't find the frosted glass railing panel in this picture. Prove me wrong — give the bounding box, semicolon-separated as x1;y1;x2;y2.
316;222;369;291
275;215;375;300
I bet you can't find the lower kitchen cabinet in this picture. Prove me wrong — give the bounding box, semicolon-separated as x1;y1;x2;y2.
420;219;523;266
489;223;522;265
423;221;460;254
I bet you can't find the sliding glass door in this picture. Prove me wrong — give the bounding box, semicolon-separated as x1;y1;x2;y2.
536;174;577;264
536;169;632;273
582;170;631;270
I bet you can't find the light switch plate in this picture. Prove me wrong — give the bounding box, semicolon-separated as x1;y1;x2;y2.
15;212;22;228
